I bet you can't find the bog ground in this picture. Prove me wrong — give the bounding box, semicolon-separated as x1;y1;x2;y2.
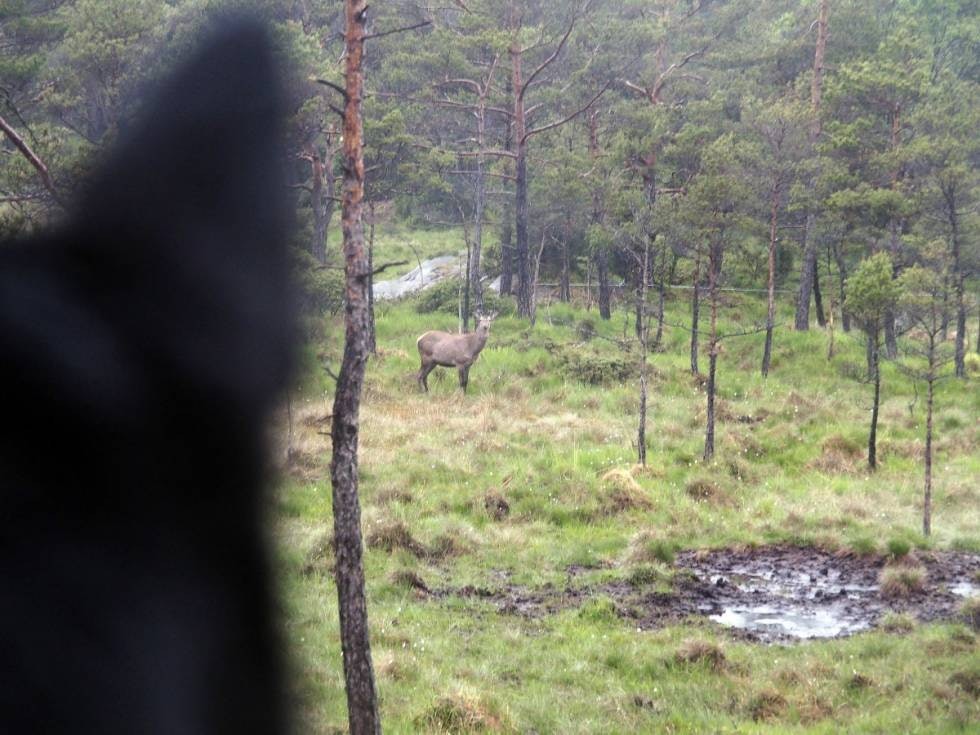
275;284;978;733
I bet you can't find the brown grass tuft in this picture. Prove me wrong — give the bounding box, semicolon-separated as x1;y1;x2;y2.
879;612;917;633
747;689;787;722
365;520;428;557
429;532;472;559
674;639;726;671
302;531;334;575
959;597;980;630
597;469;653;514
415;691;507;733
483;491;510;521
879;565;927;598
388;569;429;594
949;668;980;697
685;478;731;506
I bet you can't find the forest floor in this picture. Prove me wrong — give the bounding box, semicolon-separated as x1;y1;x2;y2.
278;251;979;732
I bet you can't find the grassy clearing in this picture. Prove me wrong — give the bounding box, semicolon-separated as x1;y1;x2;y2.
278;283;979;733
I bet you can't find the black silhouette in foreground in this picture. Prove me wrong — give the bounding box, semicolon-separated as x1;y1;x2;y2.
0;21;292;734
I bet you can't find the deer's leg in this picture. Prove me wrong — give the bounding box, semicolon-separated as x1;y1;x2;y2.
458;365;470;393
418;361;435;392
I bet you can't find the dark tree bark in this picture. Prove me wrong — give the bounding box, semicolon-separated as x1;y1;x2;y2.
690;250;701;375
832;235;850;331
813;264;826;327
367;203;377;355
499;77;514;297
589;110;611;320
868;333;880;471
637;237;651;466
652;243;667;350
703;237;722;461
762;181;780;377
330;3;380;732
559;221;571;302
923;345;935;536
510;37;532;317
794;0;829;331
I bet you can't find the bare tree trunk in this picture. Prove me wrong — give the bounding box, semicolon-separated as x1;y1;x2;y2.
794;0;828;331
559;230;571;302
832;235;850;332
946;186;966;377
331;3;380;732
470;92;487;313
868;334;880;471
813;264;826;327
511;38;532;318
637;238;651;466
367;203;376;355
704;239;721;461
499;78;514;297
589;110;611;320
762;183;779;377
923;348;935;536
653;243;667;350
691;250;701;375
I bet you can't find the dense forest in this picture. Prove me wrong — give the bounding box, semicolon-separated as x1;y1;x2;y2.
3;1;979;733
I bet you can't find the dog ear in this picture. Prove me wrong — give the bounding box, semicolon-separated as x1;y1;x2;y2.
70;18;293;415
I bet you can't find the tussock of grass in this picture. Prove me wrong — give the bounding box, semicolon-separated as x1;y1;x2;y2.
879;565;927;598
624;531;676;565
597;469;653;515
747;688;787;722
482;491;510;521
685;478;731;506
880;612;917;633
388;569;429;593
301;530;334;576
959;597;980;630
674;639;726;670
415;691;508;733
365;520;427;557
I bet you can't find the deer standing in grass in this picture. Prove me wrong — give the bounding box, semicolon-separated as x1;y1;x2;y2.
417;312;497;393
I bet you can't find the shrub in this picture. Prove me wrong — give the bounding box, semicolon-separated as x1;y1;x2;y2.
880;612;917;633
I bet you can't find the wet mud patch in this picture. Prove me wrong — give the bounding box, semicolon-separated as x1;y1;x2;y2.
432;546;979;643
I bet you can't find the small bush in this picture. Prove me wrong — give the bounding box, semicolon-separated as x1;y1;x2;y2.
389;569;429;593
685;478;731;506
879;565;927;598
414;277;463;314
850;536;878;555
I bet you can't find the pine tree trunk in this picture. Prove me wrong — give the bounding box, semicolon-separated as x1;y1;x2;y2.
588;111;611;320
795;0;828;332
923;356;934;536
471;96;487;313
868;334;880;472
813;264;826;327
331;3;380;732
637;238;650;466
499;78;514;297
704;240;720;461
511;40;531;318
653;243;666;350
762;183;779;377
691;251;700;375
310;150;328;264
832;236;850;332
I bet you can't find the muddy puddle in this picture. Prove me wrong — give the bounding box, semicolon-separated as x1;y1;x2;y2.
433;546;979;643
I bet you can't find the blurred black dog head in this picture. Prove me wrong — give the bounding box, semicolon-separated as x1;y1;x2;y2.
1;20;291;734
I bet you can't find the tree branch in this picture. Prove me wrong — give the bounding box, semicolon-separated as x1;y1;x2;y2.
363;19;432;41
0;113;64;206
524;81;609;141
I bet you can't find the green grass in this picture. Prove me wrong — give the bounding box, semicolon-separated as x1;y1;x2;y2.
279;279;979;733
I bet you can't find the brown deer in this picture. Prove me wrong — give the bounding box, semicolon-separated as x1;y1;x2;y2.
417;312;497;393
